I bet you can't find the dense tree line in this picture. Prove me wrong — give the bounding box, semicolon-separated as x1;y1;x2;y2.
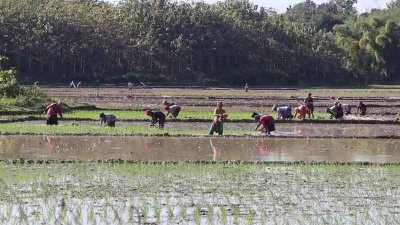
0;0;399;85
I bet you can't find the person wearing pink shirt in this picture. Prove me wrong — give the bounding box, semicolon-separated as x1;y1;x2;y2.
294;105;308;119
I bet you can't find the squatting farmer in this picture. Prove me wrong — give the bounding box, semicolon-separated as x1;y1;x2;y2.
326;102;344;119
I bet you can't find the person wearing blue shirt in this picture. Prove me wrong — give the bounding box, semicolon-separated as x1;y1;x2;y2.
272;105;293;119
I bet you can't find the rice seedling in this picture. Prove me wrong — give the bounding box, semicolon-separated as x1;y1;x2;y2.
194;204;202;224
140;205;148;221
87;207;95;224
0;163;399;224
180;204;188;221
154;206;161;222
167;206;174;220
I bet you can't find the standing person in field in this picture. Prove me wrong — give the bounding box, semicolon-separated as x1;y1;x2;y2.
146;109;166;129
304;92;314;118
357;101;367;116
294;105;308;119
99;113;117;127
162;100;181;118
254;114;275;135
272;104;293;119
128;81;133;90
44;101;63;125
209;102;228;135
244;83;249;92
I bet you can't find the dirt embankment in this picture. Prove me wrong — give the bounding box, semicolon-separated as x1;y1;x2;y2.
44;87;400;115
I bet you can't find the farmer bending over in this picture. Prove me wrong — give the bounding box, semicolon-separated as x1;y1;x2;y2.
326;102;344;119
294;105;308;119
254;113;275;135
272;104;293;119
44;101;63;125
162;100;181;118
209;102;228;135
99;113;117;127
146;109;165;129
357;101;367;116
342;104;351;115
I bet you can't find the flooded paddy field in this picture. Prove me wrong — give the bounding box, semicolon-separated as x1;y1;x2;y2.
21;120;400;138
2;87;399;224
1;163;400;225
1;136;400;163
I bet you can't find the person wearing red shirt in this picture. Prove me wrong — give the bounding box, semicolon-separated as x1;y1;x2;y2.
254;114;275;134
44;101;63;125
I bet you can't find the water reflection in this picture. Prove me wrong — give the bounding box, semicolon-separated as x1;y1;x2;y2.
44;136;60;153
0;136;399;163
257;140;271;160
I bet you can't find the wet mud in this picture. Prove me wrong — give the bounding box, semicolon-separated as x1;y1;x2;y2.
26;120;400;137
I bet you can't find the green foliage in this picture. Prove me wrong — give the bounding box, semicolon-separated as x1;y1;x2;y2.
0;0;353;85
0;0;398;85
0;56;48;109
334;3;400;82
0;56;20;98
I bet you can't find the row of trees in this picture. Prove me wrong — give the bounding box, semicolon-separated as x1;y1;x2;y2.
0;0;399;85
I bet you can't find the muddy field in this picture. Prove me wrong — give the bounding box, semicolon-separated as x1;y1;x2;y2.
1;136;400;163
44;87;400;115
1;163;399;225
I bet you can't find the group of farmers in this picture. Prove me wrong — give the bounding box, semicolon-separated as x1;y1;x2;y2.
269;93;367;120
44;92;368;135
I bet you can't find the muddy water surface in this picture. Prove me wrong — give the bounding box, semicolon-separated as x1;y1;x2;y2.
1;136;399;163
28;120;400;137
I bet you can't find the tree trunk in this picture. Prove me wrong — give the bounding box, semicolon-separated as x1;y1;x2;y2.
73;58;76;76
28;53;32;71
17;53;21;70
51;58;55;75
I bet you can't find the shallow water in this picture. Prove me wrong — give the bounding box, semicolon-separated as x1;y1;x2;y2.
26;120;400;137
0;136;399;163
